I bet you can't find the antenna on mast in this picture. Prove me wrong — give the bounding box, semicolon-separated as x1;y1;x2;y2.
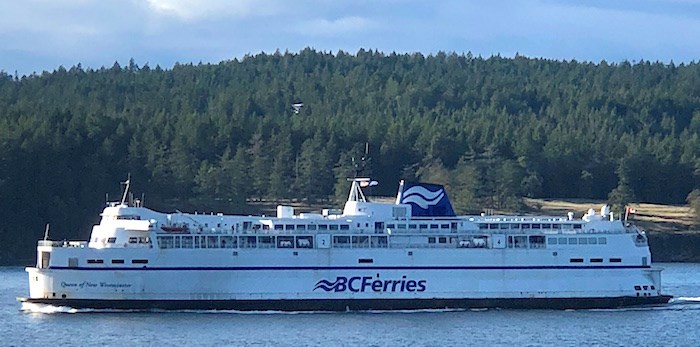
120;173;131;205
352;143;371;178
43;224;50;241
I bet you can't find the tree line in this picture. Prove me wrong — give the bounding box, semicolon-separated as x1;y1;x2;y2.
1;48;699;263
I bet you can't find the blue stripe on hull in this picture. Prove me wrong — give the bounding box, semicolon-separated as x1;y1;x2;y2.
46;265;651;271
20;295;672;311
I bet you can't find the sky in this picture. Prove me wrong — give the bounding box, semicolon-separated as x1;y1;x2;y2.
1;0;700;76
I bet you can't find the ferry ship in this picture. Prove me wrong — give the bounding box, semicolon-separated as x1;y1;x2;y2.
22;178;671;310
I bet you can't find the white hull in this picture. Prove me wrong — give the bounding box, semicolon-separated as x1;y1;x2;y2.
23;179;671;310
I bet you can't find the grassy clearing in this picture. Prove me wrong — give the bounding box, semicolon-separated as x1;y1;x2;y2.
526;198;696;233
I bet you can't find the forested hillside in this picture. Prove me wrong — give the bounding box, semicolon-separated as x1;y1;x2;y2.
1;49;700;263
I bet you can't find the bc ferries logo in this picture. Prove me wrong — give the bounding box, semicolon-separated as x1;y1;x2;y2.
399;182;456;217
314;275;426;293
401;186;446;209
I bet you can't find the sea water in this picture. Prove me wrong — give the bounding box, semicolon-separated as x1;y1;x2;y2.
3;263;699;347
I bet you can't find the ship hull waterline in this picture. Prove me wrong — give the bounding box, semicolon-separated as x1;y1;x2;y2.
20;296;672;311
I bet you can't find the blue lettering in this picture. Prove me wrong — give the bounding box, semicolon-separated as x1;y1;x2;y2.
348;276;362;292
314;276;427;292
334;277;347;292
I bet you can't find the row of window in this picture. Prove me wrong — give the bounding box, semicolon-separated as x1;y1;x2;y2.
242;222;351;231
386;223;456;230
569;258;621;263
507;235;546;249
478;223;583;230
83;258;148;265
549;237;607;245
156;235;391;249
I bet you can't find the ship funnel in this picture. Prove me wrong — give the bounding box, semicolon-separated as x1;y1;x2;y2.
396;181;456;217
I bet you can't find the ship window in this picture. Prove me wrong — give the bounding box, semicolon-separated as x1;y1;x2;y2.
438;237;447;244
371;236;388;248
551;224;561;229
87;259;104;264
634;285;642;290
651;285;655;290
132;259;148;264
277;236;294;248
296;236;313;248
478;224;488;230
285;225;295;230
441;224;451;229
569;258;584;263
558;237;568;244
181;236;193;248
221;236;236;248
532;224;541;229
333;235;350;248
548;238;557;244
307;225;317;231
419;224;428;230
430;224;439;229
529;235;545;248
579;238;588;245
598;237;607;244
507;236;514;248
428;237;436;244
513;236;528;248
387;224;396;229
194;236;201;248
610;258;622;263
258;236;275;248
358;258;373;264
252;224;260;230
129;237;138;244
590;258;603;263
39;252;51;268
173;236;181;248
296;225;306;230
107;237;117;243
488;224;498;230
408;224;417;229
262;225;270;230
318;225;328;231
157;236;174;249
499;223;509;230
588;237;598;245
573;224;582;229
568;237;578;245
397;224;406;229
393;207;407;218
241;236;257;248
352;236;369;248
68;257;77;268
562;224;573;230
521;224;530;230
542;223;551;229
510;223;520;230
329;225;339;230
274;225;283;230
207;236;219;248
111;259;125;264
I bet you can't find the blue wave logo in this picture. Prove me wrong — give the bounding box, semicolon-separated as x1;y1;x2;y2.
401;186;445;208
313;278;343;291
314;276;427;293
398;182;455;217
